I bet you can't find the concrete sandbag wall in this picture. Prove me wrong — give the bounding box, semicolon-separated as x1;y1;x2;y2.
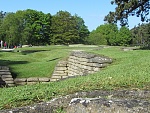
1;51;112;86
14;77;50;86
51;51;112;81
0;66;15;87
67;51;112;77
50;61;68;81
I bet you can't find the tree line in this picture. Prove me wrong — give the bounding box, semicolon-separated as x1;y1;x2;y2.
0;9;89;47
86;23;150;48
86;24;132;46
0;8;149;48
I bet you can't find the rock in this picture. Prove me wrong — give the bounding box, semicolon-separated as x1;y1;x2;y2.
67;98;150;113
0;90;149;113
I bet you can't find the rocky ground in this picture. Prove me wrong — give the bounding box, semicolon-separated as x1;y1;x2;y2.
0;90;149;113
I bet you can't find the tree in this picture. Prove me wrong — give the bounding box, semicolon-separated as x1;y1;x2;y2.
87;24;118;45
0;9;89;46
22;9;44;45
116;26;132;46
51;11;89;45
0;11;6;24
87;30;107;45
0;12;20;47
51;11;78;45
104;0;150;26
16;9;52;45
87;24;132;46
73;14;90;44
97;24;118;45
0;9;52;46
0;11;6;40
131;23;150;47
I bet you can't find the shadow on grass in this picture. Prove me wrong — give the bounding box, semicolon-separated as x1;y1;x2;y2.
47;57;62;62
0;60;28;66
21;50;51;55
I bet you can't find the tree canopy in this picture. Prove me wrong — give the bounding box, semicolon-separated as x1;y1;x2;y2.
104;0;150;26
0;9;89;47
87;23;132;46
131;23;150;47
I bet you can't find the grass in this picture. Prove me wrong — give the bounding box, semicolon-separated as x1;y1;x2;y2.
0;46;70;78
0;45;149;110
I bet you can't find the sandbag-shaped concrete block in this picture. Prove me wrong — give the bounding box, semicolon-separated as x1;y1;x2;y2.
56;61;68;67
14;78;27;86
14;78;27;82
27;77;39;82
5;80;14;84
2;77;14;81
1;75;12;78
15;82;27;86
39;77;50;82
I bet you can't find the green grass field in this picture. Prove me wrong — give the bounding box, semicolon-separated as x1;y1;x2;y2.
0;45;149;110
0;46;71;78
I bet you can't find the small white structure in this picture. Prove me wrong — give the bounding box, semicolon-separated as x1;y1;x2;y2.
1;49;14;52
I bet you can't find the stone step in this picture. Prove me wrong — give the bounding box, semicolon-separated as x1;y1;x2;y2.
38;78;50;82
51;76;62;79
7;84;15;87
5;80;14;84
1;75;13;78
27;77;39;82
52;73;67;76
2;78;14;81
14;78;27;82
0;66;9;70
0;70;10;72
0;72;11;75
50;78;59;82
54;67;67;71
61;76;69;79
53;70;67;74
0;66;15;87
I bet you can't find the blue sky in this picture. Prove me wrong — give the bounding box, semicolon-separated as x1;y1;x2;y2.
0;0;146;31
